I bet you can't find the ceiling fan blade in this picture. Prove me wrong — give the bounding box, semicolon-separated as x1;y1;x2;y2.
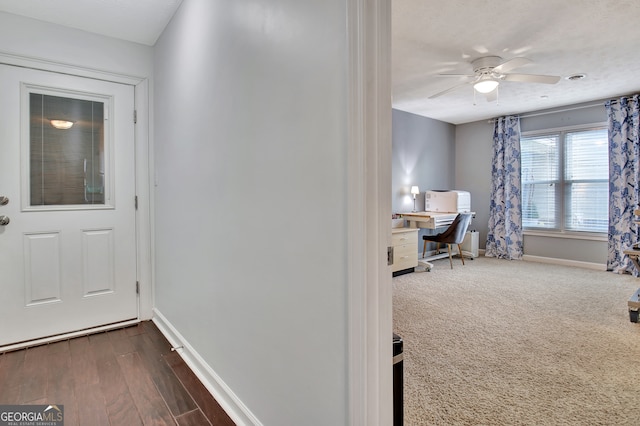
428;80;473;99
493;57;532;74
503;73;561;84
436;73;475;78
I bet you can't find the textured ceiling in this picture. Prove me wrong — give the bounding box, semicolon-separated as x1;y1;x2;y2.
1;1;637;125
0;0;183;46
392;0;640;124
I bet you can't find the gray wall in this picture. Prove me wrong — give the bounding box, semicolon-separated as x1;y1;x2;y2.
392;109;455;213
153;1;349;424
455;120;494;247
454;102;609;264
392;109;455;245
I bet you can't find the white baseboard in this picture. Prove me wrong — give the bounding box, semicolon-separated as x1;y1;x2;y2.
152;309;262;426
522;254;606;271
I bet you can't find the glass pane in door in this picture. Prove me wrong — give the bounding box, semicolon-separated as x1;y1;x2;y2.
30;93;105;206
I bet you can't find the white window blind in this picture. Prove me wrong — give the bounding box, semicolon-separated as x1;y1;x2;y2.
521;135;560;230
521;127;608;233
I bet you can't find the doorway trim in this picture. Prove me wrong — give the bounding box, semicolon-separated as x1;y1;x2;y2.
0;51;153;350
347;0;392;425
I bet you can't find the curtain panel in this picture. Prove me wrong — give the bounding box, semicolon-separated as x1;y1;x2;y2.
606;95;640;274
486;115;524;260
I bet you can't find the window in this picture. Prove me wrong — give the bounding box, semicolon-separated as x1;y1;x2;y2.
521;127;608;233
23;84;113;212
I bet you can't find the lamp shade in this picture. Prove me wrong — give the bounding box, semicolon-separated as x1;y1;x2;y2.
410;186;420;195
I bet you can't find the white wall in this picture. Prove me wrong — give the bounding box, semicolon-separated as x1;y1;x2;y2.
153;0;349;424
0;12;152;77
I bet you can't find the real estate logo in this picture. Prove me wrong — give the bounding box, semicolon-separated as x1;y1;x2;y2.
0;405;64;426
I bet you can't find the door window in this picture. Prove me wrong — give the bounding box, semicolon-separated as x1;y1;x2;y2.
23;86;113;210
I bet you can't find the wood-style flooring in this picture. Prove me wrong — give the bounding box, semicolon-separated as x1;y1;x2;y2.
0;320;236;426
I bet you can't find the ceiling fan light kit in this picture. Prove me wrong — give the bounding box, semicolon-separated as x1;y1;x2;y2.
474;78;499;93
429;55;562;100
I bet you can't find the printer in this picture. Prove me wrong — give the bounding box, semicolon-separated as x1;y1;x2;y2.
425;190;471;213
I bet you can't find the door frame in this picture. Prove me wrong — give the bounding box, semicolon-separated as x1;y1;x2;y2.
347;0;393;424
0;52;153;350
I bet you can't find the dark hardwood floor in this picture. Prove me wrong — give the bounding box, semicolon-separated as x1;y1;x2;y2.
0;320;236;426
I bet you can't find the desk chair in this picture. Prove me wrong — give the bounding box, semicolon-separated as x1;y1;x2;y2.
422;213;473;269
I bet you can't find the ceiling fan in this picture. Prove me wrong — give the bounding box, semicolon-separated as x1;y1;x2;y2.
428;56;561;100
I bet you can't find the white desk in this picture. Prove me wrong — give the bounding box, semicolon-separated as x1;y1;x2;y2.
401;211;460;229
401;211;475;270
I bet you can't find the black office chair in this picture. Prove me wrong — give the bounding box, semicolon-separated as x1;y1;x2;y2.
422;213;473;269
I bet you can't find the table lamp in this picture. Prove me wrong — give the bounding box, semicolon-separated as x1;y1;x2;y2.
410;186;420;212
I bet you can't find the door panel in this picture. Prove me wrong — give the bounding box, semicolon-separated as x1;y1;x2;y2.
0;64;137;347
82;228;115;296
24;231;62;305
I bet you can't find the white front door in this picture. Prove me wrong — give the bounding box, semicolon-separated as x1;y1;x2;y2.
0;64;137;347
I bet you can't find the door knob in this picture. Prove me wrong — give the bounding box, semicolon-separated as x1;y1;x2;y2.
0;196;7;206
0;215;9;226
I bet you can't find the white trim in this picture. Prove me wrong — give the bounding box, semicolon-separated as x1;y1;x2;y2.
523;254;606;271
524;230;607;242
20;84;116;212
152;309;261;426
347;0;392;424
520;125;609;236
0;50;145;85
135;78;153;320
347;0;366;423
0;319;140;353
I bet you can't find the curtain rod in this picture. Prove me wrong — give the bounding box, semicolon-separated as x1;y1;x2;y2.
488;94;640;123
488;102;603;123
519;102;605;119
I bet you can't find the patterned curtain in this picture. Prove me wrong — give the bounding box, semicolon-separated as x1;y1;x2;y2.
485;115;523;260
606;95;640;274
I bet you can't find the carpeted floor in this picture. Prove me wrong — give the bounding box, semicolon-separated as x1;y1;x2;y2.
393;256;640;425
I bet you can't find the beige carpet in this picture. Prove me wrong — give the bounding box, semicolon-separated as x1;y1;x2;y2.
393;256;640;425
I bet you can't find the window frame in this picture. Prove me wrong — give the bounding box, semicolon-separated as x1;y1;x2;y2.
20;84;115;212
520;122;608;240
